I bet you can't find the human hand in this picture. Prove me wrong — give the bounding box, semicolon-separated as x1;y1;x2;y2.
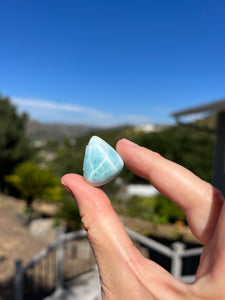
61;139;225;299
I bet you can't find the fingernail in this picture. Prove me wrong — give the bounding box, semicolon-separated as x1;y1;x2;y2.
122;138;138;147
61;181;74;198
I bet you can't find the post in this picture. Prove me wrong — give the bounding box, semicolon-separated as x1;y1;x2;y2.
55;227;64;292
171;242;185;279
14;259;23;300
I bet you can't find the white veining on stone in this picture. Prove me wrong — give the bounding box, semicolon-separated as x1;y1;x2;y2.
83;136;124;186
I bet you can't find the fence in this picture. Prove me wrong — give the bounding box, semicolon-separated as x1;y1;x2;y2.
14;228;91;300
14;227;203;300
125;228;203;283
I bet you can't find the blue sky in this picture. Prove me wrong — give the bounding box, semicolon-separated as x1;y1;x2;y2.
0;0;224;126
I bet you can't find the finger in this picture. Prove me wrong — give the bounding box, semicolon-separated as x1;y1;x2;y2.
206;201;225;276
61;174;145;293
61;174;133;254
193;202;225;297
61;174;185;298
116;139;224;245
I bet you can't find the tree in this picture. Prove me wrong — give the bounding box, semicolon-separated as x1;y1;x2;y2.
5;162;62;211
121;125;214;184
0;94;33;191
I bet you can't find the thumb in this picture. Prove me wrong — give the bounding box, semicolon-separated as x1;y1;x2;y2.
61;174;132;249
61;174;142;292
61;174;187;299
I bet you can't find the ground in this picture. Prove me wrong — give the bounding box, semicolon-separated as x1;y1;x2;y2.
0;194;54;299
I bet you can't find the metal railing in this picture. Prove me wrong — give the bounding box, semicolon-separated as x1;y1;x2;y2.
14;228;89;300
125;228;203;283
14;227;203;300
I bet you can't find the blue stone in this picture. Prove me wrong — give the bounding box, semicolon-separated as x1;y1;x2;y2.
83;136;124;187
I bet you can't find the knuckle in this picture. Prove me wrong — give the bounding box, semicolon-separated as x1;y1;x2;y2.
146;150;163;169
81;213;95;232
145;150;164;180
81;213;106;249
202;184;224;204
80;200;114;240
149;150;163;162
212;187;224;203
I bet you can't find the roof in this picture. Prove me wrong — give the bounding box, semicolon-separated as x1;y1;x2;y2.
171;98;225;118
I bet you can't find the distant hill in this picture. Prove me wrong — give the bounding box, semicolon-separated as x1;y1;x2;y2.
25;114;215;142
25;119;170;141
25;119;99;140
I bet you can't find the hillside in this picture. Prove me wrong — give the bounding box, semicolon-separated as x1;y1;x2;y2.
25;119;171;141
25;119;99;140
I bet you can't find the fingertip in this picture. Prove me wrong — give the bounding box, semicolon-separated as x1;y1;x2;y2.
61;173;112;216
61;173;136;273
116;138;124;150
61;173;81;186
61;173;71;186
116;138;139;152
61;173;98;197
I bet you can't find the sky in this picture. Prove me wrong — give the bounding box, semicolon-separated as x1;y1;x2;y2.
0;0;225;127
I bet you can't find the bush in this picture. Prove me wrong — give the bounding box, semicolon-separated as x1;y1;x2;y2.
55;194;81;230
5;162;62;211
125;194;186;224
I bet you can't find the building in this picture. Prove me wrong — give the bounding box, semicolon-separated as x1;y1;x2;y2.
126;184;159;197
134;123;168;133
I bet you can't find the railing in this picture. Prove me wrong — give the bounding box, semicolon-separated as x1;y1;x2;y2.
14;228;90;300
125;228;203;283
14;227;203;300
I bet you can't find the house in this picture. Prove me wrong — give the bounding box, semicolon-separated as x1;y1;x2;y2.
171;98;225;196
134;123;167;133
126;184;159;197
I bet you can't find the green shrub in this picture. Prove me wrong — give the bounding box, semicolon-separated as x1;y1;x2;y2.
5;161;62;210
125;194;185;224
55;194;81;230
154;194;186;223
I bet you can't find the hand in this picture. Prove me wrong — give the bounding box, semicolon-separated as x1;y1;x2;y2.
61;139;225;300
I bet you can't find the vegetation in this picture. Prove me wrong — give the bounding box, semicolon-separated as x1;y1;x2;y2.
51;126;128;177
50;124;214;184
133;125;214;183
47;123;214;226
0;94;215;227
0;94;33;192
5;162;62;211
55;195;82;230
124;194;186;224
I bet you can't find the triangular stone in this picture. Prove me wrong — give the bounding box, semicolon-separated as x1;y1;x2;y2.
83;136;124;187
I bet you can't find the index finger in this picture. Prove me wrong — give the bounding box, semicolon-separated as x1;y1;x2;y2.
116;139;224;245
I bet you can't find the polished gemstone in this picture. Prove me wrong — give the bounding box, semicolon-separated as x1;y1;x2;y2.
83;136;124;187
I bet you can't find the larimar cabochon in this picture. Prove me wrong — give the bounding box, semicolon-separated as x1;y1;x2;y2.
83;136;124;187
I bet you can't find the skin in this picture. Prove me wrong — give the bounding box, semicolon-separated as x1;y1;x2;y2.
61;138;225;300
